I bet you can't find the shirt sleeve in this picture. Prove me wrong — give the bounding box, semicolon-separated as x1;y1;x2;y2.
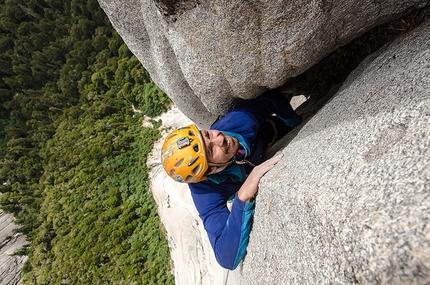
189;181;255;270
211;89;301;152
236;88;302;127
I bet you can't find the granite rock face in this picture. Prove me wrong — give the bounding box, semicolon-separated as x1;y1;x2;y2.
240;19;430;285
98;0;428;127
147;20;429;284
0;211;28;285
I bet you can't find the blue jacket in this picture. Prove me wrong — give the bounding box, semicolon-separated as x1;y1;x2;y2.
189;89;302;270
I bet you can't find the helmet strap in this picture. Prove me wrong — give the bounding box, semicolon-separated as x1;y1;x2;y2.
207;150;250;174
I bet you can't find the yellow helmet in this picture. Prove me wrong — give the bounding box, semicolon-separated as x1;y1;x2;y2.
161;124;208;183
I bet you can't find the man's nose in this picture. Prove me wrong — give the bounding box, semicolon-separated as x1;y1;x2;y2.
211;133;224;146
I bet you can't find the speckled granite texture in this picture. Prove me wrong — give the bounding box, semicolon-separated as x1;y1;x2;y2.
240;19;430;285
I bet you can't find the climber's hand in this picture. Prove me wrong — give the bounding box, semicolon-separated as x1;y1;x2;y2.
237;153;283;202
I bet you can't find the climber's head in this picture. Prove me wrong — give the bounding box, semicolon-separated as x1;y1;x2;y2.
161;124;239;183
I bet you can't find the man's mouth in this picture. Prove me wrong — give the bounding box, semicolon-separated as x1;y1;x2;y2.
222;135;231;154
223;136;229;153
226;136;236;153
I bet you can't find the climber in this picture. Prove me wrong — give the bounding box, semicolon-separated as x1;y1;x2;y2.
161;89;310;270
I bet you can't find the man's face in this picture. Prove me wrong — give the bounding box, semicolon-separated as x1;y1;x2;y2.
200;130;239;164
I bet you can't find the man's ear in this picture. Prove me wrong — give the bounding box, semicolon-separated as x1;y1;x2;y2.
205;166;218;175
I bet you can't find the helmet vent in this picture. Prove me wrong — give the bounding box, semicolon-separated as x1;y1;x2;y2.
175;158;184;167
189;130;196;136
185;175;194;182
193;144;199;152
169;169;175;176
192;165;200;174
174;175;184;182
188;157;198;166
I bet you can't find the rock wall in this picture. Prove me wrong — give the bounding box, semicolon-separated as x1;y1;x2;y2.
98;0;428;127
0;211;28;285
147;17;430;285
241;18;430;285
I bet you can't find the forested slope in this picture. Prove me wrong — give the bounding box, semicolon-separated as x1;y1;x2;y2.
0;0;173;283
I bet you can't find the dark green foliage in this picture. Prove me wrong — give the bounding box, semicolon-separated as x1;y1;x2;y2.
0;0;173;283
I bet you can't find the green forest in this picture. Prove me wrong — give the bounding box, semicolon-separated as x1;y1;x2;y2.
0;0;173;284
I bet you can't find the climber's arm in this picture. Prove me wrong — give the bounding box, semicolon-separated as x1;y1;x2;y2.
189;181;251;270
189;154;283;270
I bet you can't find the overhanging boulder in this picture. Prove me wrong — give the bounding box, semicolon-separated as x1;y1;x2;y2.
98;0;428;127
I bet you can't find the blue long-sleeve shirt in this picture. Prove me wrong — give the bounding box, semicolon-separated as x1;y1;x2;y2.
188;89;302;270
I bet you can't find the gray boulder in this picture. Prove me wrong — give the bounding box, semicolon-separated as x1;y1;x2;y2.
0;211;28;285
239;19;430;285
98;0;428;127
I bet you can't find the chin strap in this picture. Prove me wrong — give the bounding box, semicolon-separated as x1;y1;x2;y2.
232;157;256;168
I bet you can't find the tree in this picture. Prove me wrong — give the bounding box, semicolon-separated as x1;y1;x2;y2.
1;0;174;283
